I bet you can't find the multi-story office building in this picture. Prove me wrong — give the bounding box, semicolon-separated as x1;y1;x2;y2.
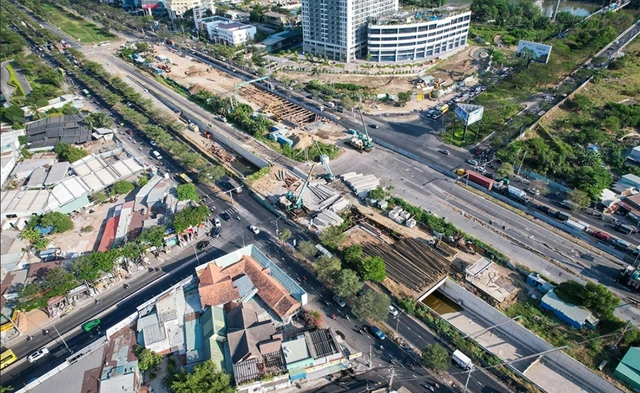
215;23;257;46
165;0;213;19
302;0;399;63
367;10;470;62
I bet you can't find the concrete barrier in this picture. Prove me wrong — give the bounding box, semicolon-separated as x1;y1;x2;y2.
105;312;138;339
437;279;624;393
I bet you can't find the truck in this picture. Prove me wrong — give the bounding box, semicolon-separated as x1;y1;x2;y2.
39;248;62;262
452;350;473;370
466;170;494;190
507;185;528;202
564;220;588;232
616;224;638;235
226;178;242;194
592;231;610;241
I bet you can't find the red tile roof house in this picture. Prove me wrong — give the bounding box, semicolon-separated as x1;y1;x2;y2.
195;245;307;387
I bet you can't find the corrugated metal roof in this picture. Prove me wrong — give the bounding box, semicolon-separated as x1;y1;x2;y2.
541;290;594;326
25;115;91;149
26;167;48;187
45;162;70;185
614;347;640;389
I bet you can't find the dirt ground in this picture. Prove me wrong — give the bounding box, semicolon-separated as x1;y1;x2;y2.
46;196;126;257
154;46;240;94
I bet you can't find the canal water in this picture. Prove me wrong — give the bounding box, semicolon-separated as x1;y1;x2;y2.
447;0;597;17
422;290;462;315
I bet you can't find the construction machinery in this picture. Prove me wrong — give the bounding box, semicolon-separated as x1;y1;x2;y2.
349;110;373;152
279;164;315;214
313;140;335;182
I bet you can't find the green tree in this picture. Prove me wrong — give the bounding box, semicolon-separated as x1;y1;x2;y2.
369;187;390;200
176;183;199;201
112;180;135;195
198;165;226;184
0;385;14;392
567;189;591;211
121;241;143;261
89;249;122;273
171;360;234;393
91;191;108;203
39;212;73;233
0;105;25;126
422;344;450;371
17;282;47;311
352;290;390;322
397;91;412;104
72;255;101;283
319;226;345;248
43;267;78;298
360;256;386;282
314;256;342;282
278;228;292;242
297;240;317;259
333;269;363;298
496;162;514;178
140;225;166;247
582;282;619;319
340;96;355;109
343;244;363;268
173;206;210;233
84;112;113;129
568;94;592;111
135;346;162;371
138;176;149;187
54;143;88;163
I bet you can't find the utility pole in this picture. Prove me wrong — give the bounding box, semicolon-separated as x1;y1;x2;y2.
369;344;373;370
395;309;405;332
388;366;396;389
611;321;632;350
53;324;72;354
517;151;527;177
462;365;475;393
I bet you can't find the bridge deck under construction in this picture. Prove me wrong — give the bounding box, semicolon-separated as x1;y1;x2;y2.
240;86;318;128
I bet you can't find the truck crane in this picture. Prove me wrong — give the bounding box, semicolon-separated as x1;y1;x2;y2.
349;110;374;152
279;164;316;214
313;140;334;182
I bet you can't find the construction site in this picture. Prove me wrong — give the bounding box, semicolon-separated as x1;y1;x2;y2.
147;45;333;133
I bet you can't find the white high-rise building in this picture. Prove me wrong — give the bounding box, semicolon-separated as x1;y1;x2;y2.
302;0;399;63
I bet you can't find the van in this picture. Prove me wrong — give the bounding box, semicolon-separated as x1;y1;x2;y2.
326;102;335;108
152;150;162;159
617;224;638;235
556;211;571;221
613;238;631;251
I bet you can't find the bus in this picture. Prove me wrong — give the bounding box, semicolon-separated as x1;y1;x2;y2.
178;173;193;184
0;349;17;369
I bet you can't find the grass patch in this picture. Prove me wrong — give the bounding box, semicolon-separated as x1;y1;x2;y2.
41;3;116;44
6;63;26;98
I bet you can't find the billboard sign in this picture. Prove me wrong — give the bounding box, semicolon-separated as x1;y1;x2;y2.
455;104;484;126
516;40;553;64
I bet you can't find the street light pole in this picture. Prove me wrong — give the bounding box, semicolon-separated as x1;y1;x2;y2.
462;365;475;393
395;309;405;332
52;324;72;354
273;217;281;237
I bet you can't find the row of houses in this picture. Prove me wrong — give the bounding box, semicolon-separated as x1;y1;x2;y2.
16;245;355;393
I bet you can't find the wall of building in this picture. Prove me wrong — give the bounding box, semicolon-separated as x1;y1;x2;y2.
437;279;623;393
368;12;470;62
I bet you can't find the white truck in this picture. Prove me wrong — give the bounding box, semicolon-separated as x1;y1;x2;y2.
452;350;473;370
564;219;589;232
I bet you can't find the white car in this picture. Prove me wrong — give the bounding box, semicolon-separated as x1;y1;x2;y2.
249;225;260;235
214;218;221;228
389;306;399;317
28;347;49;363
467;159;479;166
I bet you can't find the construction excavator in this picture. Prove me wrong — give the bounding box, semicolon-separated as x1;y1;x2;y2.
313;140;334;182
349;110;373;153
279;164;316;214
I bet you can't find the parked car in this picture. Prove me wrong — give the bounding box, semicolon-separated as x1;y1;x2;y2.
369;326;386;340
592;231;610;241
389;305;399;317
467;159;479;166
249;225;260;235
28;348;49;363
333;295;346;308
526;187;540;196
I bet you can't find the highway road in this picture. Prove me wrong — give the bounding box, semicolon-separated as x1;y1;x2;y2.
3;18;512;393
